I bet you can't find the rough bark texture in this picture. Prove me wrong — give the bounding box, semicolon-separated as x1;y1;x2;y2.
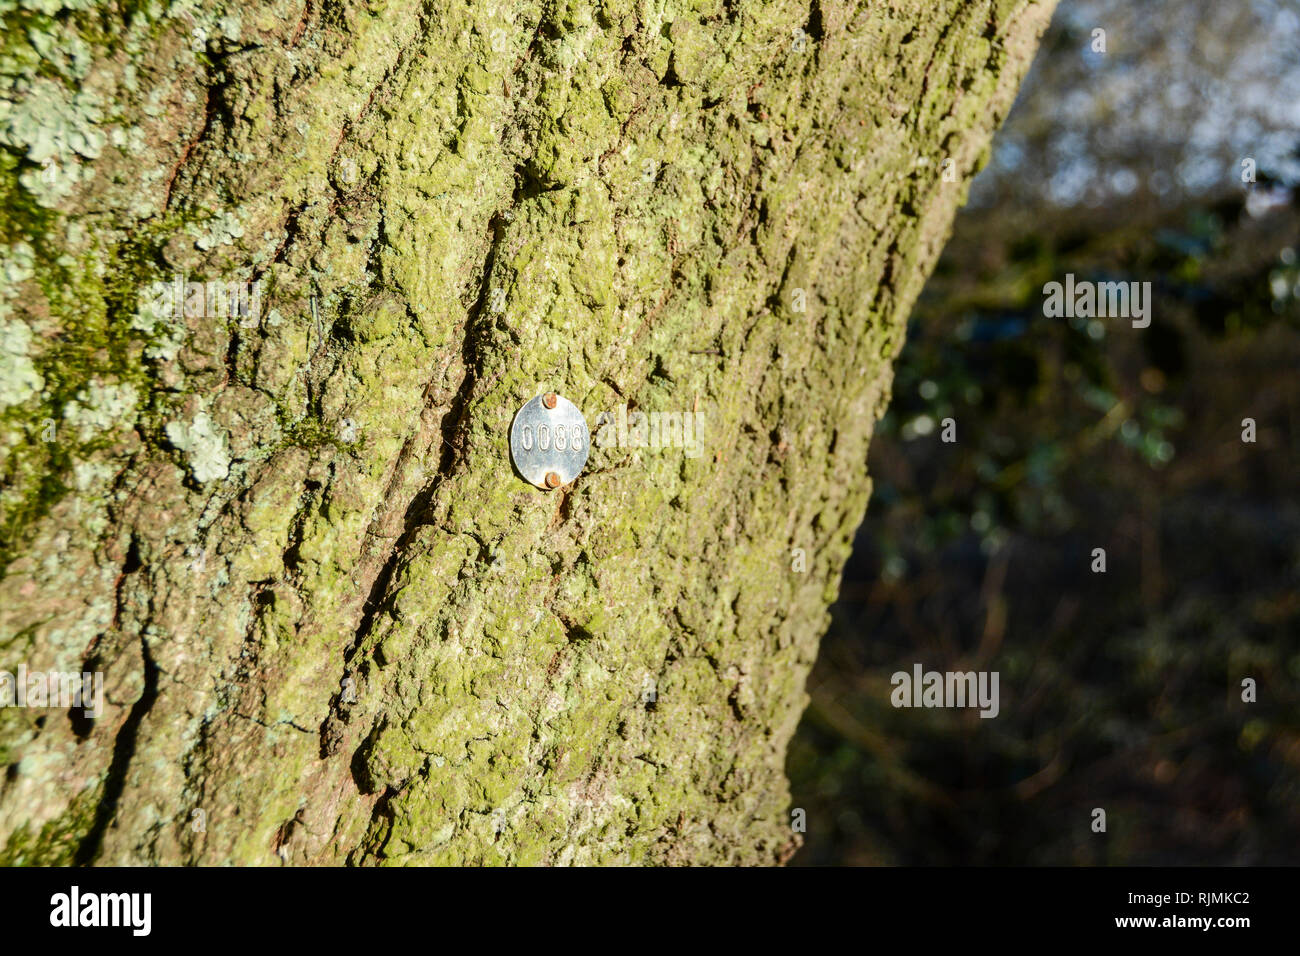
0;0;1054;865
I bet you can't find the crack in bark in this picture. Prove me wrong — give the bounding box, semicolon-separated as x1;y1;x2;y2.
318;210;508;759
73;634;160;865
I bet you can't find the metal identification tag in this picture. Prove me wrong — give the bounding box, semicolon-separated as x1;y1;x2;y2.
509;393;590;489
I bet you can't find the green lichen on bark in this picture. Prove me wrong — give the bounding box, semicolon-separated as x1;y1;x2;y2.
0;0;1055;864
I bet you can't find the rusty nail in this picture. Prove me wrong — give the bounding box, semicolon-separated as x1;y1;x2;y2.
542;392;557;409
545;472;561;489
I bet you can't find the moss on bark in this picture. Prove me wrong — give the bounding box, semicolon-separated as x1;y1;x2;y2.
0;0;1055;864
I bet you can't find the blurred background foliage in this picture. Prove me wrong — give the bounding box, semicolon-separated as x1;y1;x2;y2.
788;0;1300;864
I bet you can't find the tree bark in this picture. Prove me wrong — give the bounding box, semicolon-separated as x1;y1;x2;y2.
0;0;1054;864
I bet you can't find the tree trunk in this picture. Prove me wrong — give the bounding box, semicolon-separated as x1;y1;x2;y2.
0;0;1054;865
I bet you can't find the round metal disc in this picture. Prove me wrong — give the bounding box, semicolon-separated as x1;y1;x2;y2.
509;394;590;489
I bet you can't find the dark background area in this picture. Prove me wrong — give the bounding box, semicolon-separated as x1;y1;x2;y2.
789;0;1300;865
